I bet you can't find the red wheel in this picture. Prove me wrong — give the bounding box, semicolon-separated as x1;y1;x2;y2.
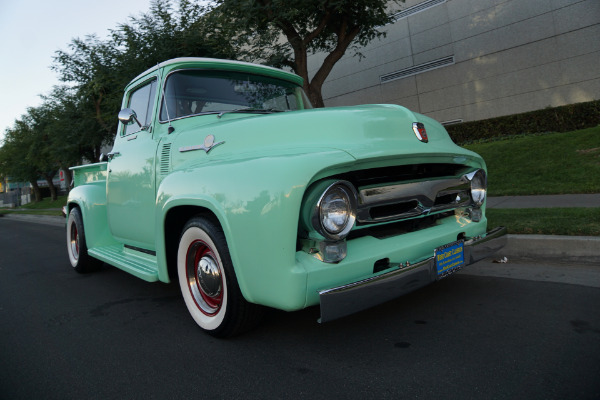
184;239;225;316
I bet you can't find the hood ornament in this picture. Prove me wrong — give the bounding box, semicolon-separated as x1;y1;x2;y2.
179;134;225;154
412;122;428;143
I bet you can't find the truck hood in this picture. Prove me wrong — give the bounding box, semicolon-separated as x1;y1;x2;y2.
169;104;478;166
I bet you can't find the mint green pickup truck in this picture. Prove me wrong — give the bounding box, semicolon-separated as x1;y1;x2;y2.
65;58;506;337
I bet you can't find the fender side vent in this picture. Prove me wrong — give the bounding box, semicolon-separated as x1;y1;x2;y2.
160;143;172;175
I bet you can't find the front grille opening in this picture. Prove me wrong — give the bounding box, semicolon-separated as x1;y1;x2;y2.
369;200;419;220
337;164;469;188
349;211;453;240
435;193;457;205
373;258;391;273
434;191;471;210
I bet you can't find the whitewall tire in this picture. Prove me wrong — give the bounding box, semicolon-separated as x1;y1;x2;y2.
66;207;101;273
177;216;263;337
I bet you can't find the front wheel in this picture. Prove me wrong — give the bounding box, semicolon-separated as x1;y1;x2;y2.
177;217;263;337
66;207;101;273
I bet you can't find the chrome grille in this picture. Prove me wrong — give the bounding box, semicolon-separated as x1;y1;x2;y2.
356;174;473;224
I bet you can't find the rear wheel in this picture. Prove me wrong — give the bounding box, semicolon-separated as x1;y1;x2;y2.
66;207;101;273
177;216;263;337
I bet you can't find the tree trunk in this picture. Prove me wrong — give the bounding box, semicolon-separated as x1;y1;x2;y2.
307;88;325;108
94;145;102;163
30;181;42;202
44;173;58;201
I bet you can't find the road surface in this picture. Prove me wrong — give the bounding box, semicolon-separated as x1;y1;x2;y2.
1;218;599;399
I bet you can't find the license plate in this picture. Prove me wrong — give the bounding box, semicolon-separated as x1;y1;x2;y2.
435;240;465;279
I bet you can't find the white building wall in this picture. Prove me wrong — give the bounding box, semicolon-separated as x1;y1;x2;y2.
309;0;600;123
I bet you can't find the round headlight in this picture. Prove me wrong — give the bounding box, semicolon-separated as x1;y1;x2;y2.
321;186;351;234
470;169;487;207
315;181;357;240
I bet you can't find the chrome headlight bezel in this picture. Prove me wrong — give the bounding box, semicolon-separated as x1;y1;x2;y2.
468;169;487;207
311;181;358;241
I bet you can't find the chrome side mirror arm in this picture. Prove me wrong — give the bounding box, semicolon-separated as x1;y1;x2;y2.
118;108;142;128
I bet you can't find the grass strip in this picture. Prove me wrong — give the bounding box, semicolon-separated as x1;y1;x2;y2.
487;208;600;236
18;195;67;210
465;126;600;196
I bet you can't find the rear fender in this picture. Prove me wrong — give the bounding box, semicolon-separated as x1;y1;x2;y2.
66;184;117;249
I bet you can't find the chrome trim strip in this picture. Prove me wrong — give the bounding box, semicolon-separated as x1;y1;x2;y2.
179;134;225;154
179;142;225;154
318;226;507;323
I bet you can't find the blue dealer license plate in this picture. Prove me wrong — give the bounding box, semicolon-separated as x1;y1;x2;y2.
435;241;465;279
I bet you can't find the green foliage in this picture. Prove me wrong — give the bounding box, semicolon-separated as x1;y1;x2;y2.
465;127;600;196
0;119;40;183
51;0;238;162
486;208;600;236
447;100;600;144
0;105;63;200
1;0;237;187
210;0;402;107
19;195;68;210
41;86;105;167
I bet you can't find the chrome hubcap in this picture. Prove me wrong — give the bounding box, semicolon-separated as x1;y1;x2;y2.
70;223;79;260
197;256;221;297
186;240;223;315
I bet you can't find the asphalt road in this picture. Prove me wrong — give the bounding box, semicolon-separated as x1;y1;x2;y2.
1;218;599;400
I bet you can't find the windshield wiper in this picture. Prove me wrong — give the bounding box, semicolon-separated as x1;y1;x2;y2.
217;108;282;119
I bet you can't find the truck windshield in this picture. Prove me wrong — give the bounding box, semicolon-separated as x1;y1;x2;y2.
160;69;312;122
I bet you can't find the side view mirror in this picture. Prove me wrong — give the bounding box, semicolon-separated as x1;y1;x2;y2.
118;108;142;128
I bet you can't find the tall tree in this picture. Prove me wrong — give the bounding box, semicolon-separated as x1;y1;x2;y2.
25;106;60;200
52;35;123;162
1;0;238;200
52;0;237;162
39;87;97;193
0;120;44;202
209;0;402;107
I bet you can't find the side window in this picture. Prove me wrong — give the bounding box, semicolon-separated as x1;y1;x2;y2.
123;79;157;136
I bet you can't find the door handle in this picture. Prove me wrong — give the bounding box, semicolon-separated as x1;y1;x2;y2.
107;151;121;160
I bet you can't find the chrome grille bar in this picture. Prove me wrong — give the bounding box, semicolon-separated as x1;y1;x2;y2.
356;175;473;223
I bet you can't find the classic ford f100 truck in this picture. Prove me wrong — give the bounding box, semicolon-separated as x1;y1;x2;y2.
66;58;506;337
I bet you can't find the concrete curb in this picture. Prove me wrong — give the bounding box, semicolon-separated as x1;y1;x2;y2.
497;234;600;264
0;213;65;227
2;214;598;264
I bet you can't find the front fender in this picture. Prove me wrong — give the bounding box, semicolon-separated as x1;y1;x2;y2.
156;149;356;310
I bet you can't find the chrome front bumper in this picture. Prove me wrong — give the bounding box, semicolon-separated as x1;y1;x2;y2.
318;226;507;323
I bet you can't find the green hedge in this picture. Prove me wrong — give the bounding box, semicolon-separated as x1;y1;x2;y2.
446;100;600;144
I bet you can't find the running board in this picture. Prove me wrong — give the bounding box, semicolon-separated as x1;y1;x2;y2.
88;245;159;282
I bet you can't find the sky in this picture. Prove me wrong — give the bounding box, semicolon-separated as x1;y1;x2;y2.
0;0;153;141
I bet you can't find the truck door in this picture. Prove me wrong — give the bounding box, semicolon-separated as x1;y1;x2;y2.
106;78;159;250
